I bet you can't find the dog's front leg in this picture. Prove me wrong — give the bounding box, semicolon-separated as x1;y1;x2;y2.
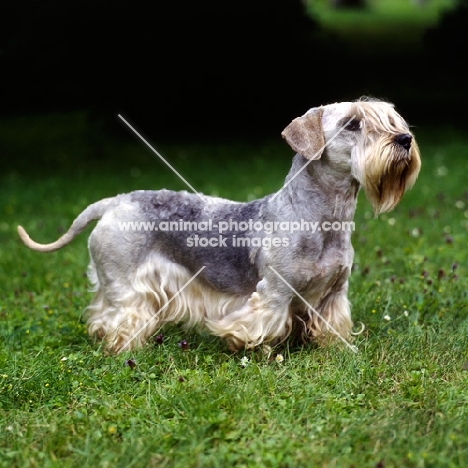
206;276;294;351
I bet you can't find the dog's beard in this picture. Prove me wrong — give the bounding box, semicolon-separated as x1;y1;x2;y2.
352;135;421;214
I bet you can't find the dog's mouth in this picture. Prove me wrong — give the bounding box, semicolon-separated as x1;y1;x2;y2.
358;133;420;215
390;142;411;165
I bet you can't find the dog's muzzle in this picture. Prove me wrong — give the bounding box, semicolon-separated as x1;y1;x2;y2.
394;133;412;151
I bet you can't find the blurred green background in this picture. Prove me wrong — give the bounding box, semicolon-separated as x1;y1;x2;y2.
1;0;466;146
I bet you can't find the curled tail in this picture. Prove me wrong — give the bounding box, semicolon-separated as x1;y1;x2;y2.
18;196;119;252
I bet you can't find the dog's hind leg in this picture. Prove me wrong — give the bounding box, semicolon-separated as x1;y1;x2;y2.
85;206;163;353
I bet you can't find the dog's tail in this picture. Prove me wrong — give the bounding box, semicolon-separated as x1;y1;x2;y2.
17;196;118;253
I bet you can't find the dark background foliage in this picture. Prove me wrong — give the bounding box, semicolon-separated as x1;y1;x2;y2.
1;0;467;141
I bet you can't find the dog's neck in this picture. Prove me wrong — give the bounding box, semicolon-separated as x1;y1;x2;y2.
280;154;360;221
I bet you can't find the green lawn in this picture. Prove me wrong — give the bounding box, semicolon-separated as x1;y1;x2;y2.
1;112;467;467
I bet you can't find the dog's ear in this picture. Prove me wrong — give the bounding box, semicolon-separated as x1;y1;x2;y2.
281;107;325;160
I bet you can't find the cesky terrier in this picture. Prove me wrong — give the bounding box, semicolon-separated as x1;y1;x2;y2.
18;98;421;353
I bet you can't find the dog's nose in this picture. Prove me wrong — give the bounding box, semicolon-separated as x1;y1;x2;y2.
395;133;412;151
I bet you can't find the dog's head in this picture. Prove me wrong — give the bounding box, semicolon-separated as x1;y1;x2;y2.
281;98;421;214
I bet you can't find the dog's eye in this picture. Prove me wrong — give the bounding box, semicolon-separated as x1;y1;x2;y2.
345;119;361;131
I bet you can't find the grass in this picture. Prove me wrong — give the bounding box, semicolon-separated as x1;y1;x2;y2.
0;111;468;468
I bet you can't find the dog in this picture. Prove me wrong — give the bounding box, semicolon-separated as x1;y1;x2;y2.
17;98;421;354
